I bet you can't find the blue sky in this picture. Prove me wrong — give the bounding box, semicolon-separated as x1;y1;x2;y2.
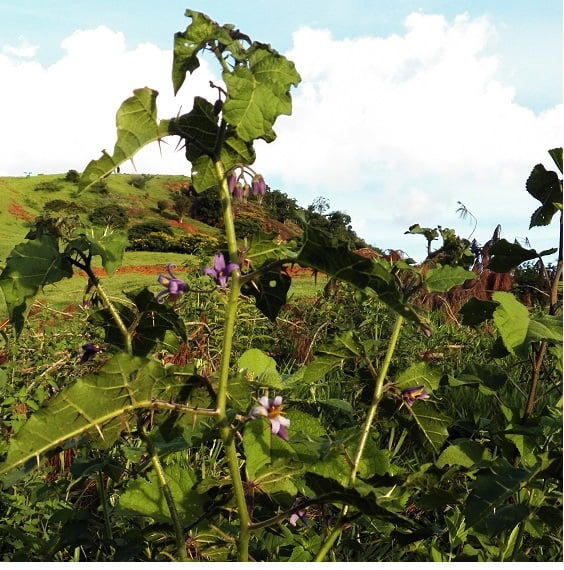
0;1;562;259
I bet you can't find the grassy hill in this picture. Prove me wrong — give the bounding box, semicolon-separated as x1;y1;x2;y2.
0;172;320;312
0;172;222;258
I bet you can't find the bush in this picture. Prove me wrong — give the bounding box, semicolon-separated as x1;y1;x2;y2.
128;220;174;241
88;204;128;228
88;178;109;194
44;199;86;214
233;211;263;237
128;174;152;189
128;231;219;254
34;181;62;193
64;169;81;183
157;199;171;213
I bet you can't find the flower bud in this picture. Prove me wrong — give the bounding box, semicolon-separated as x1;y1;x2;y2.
251;174;266;196
233;182;244;201
227;173;237;194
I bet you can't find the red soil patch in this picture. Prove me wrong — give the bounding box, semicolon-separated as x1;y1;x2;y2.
8;199;34;221
167;219;201;234
75;264;169;278
75;263;316;279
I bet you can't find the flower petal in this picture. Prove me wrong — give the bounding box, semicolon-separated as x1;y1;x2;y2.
258;396;270;409
277;415;291;428
251;406;267;418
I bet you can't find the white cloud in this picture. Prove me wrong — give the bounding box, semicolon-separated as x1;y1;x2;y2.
2;38;38;58
254;12;562;258
0;26;217;178
0;15;561;261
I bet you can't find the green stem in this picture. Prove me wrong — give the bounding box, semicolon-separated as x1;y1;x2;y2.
96;469;113;541
213;158;251;561
92;279;133;356
314;314;405;561
144;432;188;562
349;315;404;485
72;257;133;355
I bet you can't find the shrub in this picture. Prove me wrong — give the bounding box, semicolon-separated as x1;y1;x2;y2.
233;211;263;237
127;231;219;254
128;220;174;241
88;178;109;194
128;174;152;189
44;199;86;213
64;169;81;183
34;181;62;193
157;199;170;213
88;204;128;228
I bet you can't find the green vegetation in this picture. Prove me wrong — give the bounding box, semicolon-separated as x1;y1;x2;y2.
0;9;560;564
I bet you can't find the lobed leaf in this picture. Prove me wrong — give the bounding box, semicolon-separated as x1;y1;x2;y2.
79;88;170;192
116;461;205;525
222;50;301;143
525;161;562;228
423;265;475;292
0;235;73;335
0;354;187;484
404;403;450;454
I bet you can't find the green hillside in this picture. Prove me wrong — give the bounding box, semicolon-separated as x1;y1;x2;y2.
0;172;221;260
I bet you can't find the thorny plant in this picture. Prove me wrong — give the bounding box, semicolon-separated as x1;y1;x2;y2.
0;10;561;563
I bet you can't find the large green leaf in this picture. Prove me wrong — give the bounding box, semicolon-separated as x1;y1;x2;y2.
222;49;301;143
238;348;282;389
0;354;185;484
436;439;492;469
304;473;417;528
79;88;170;191
548;147;563;173
172;10;239;94
526;155;563;228
68;230;129;275
404;403;450;454
243;418;272;480
488;239;556;273
464;458;530;531
297;225;422;324
116;460;205;525
169;96;220;161
241;265;291;321
492;292;530;358
423;265;475;292
395;362;442;392
0;235;73;335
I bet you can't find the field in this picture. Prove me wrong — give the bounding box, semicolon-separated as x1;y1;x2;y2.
0;30;561;560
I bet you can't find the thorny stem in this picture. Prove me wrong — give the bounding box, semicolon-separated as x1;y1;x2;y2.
96;469;113;541
213;158;251;561
142;430;189;562
71;255;133;355
314;315;405;561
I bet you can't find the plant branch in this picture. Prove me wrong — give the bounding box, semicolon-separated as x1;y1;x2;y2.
213;158;251;561
142;429;188;562
314;314;405;561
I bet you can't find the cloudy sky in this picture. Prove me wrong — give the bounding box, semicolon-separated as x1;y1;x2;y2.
1;0;562;260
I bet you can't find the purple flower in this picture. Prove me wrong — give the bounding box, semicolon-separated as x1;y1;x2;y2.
402;386;430;406
251;174;266;196
251;395;291;441
203;253;239;290
80;343;101;363
227;173;237;194
233;182;244;201
289;508;309;528
156;263;187;304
